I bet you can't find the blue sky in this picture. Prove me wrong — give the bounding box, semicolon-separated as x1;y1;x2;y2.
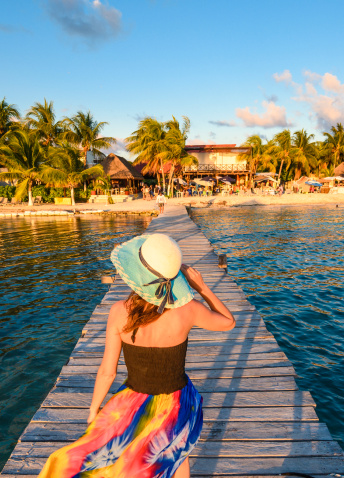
2;0;344;158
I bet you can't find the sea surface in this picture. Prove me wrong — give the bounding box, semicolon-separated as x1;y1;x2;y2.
0;215;151;470
190;205;344;448
1;207;344;469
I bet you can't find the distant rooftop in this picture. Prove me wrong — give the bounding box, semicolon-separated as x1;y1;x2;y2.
185;144;251;153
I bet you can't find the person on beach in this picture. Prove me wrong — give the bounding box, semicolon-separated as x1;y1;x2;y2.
145;185;151;201
37;234;235;478
156;191;167;214
154;184;160;197
149;185;154;199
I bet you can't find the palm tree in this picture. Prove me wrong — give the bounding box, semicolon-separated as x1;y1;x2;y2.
239;135;267;186
257;139;277;175
25;99;66;146
42;144;103;205
290;129;318;179
269;130;292;181
126;118;167;191
0;130;56;205
158;116;198;195
63;111;116;165
0;97;21;137
322;124;344;171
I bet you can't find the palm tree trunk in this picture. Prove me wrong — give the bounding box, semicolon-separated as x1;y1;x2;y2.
83;148;88;167
168;162;175;197
28;181;33;207
278;158;284;182
160;158;166;192
71;186;75;206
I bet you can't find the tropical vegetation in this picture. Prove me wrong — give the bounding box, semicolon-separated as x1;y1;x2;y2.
0;97;115;203
239;124;344;185
125;116;198;194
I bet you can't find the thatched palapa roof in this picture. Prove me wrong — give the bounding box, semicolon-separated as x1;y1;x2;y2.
334;162;344;177
102;154;144;180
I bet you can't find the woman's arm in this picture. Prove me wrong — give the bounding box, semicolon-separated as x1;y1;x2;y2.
181;265;236;331
87;301;123;424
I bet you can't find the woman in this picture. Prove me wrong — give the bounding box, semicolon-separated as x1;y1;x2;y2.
156;191;167;214
38;234;235;478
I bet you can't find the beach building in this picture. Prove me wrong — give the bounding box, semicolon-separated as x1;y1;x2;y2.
101;153;144;192
0;167;10;186
184;144;251;185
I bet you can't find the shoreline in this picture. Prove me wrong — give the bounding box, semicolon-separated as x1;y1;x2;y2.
0;194;344;218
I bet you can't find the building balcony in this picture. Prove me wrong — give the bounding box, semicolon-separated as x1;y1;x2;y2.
183;163;250;173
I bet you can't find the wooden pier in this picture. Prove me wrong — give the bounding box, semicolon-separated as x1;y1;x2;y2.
2;205;344;477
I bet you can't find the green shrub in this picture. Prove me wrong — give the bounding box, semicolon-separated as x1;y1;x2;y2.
74;187;92;200
32;185;51;203
0;185;16;199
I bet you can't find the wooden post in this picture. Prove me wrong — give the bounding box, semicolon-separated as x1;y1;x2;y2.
101;276;115;284
218;254;227;270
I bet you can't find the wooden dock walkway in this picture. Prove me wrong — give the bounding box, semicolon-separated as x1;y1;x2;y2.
2;205;344;477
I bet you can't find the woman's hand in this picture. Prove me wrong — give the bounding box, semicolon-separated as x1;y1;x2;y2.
181;264;206;293
87;407;100;425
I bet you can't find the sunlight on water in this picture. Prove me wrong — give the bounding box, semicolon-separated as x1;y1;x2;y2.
0;215;150;469
190;205;344;448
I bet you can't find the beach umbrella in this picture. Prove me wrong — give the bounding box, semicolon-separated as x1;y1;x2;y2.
322;176;344;181
174;178;187;185
219;176;235;183
191;179;213;186
305;181;322;187
201;176;216;182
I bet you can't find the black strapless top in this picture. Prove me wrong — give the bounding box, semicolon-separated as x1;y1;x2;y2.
122;339;188;395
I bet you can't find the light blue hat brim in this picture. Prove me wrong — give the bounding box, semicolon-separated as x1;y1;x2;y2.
110;234;194;309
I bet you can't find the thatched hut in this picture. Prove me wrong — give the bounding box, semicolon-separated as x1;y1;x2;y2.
102;154;144;190
334;162;344;177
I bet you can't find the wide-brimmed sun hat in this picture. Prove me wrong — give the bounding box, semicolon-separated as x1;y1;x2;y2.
110;234;194;314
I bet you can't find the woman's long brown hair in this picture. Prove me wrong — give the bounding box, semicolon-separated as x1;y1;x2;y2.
123;291;166;341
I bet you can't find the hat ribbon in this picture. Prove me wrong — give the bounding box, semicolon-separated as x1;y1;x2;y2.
139;247;177;314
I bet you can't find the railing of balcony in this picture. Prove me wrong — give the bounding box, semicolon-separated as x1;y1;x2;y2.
184;163;249;172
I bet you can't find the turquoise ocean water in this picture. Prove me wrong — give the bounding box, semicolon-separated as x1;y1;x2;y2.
190;206;344;449
0;215;151;470
1;206;344;470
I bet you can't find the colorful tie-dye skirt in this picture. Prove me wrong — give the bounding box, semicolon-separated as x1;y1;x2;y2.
38;377;203;478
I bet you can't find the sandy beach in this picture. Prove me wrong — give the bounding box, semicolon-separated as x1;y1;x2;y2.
0;193;344;217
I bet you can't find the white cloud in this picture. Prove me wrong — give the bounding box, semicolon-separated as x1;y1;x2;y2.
291;70;344;129
303;70;322;83
44;0;123;46
235;101;291;129
273;69;293;85
208;119;237;127
273;70;302;95
321;73;344;93
103;138;127;156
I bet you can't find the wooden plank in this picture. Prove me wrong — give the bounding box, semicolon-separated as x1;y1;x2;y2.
62;360;293;374
20;421;333;443
67;351;289;366
54;375;298;392
10;440;342;459
32;406;318;424
57;366;297;379
42;390;315;409
81;328;274;340
71;341;282;356
6;453;344;474
188;457;344;474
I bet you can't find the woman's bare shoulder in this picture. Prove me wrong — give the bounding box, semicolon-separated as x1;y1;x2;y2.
108;300;128;332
